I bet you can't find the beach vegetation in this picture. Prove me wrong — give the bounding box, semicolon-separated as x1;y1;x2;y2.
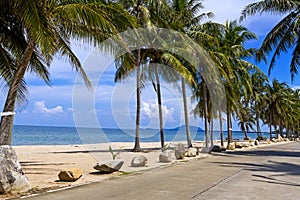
108;145;124;160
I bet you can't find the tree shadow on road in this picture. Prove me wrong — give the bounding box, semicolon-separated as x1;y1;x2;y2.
252;174;300;187
210;159;300;188
226;149;300;158
210;160;300;176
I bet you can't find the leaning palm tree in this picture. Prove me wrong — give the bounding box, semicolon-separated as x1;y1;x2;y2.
0;0;134;145
0;0;134;194
241;0;300;81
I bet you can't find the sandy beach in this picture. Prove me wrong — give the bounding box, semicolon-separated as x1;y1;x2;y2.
4;142;205;196
0;139;292;199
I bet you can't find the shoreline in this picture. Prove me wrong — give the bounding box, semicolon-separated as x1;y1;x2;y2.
1;139;294;199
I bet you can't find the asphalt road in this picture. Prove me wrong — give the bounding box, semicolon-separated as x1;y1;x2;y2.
20;142;300;200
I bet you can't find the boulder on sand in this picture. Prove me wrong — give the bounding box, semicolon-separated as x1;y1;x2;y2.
211;145;222;152
175;143;186;159
228;143;235;150
0;145;31;194
58;168;83;182
159;150;173;163
235;141;249;148
94;159;124;173
187;147;198;157
131;155;148;167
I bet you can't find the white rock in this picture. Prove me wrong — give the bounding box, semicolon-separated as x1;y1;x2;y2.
159;150;173;162
187;147;198;157
131;155;148;167
0;146;31;194
277;135;283;142
235;141;250;148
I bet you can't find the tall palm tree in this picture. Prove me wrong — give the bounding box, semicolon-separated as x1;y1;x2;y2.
191;20;258;148
115;0;162;152
147;62;181;149
249;72;269;137
241;0;300;81
164;0;213;147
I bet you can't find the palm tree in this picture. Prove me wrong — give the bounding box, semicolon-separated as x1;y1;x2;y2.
241;0;300;81
0;0;134;145
263;79;294;139
236;105;255;139
191;20;258;148
115;0;161;152
147;62;181;149
249;72;269;137
164;0;213;147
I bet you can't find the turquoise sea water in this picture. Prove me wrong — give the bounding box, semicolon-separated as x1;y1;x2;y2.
12;125;270;146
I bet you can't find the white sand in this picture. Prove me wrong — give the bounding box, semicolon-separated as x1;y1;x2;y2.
11;141;207;193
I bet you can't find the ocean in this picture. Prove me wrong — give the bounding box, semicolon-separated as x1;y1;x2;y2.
11;125;270;146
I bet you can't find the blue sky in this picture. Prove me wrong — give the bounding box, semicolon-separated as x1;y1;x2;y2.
1;0;299;131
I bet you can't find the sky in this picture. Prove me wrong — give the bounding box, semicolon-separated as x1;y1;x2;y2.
1;0;300;131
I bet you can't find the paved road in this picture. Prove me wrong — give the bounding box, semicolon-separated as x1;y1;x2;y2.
21;142;300;200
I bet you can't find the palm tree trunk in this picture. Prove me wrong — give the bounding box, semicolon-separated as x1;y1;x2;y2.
269;124;272;139
0;38;35;145
269;113;272;139
256;110;261;136
279;121;283;137
203;85;209;147
210;117;214;147
219;110;224;147
226;105;232;149
133;50;142;152
155;65;164;149
181;77;192;147
242;125;248;139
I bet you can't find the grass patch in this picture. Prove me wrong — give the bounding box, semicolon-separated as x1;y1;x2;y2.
119;171;133;176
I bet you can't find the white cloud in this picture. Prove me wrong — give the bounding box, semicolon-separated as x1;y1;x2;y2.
202;0;284;36
292;86;300;90
202;0;257;24
141;101;175;122
33;101;64;114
